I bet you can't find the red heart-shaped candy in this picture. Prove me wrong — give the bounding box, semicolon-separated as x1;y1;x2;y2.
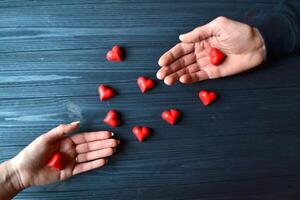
199;90;217;106
132;126;151;142
103;110;121;127
47;152;64;170
209;47;225;65
106;45;123;62
162;109;181;125
137;76;155;93
98;85;117;101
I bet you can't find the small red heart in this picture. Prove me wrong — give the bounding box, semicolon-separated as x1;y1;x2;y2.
47;152;64;171
162;109;181;125
106;45;123;62
209;47;225;65
199;90;217;106
98;85;117;101
137;76;155;93
103;110;121;127
132;126;151;142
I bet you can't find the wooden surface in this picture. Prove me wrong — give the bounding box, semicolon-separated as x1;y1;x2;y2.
1;0;300;199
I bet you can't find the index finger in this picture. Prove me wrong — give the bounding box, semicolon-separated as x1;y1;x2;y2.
158;43;194;67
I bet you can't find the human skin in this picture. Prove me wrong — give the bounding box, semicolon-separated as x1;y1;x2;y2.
0;121;119;200
157;16;266;85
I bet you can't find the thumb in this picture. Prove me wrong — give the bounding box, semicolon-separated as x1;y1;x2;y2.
43;121;80;142
179;22;213;43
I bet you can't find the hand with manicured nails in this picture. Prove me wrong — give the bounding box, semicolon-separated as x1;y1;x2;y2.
157;16;266;85
0;122;119;200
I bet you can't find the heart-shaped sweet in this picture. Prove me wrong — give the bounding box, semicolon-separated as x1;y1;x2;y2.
137;76;155;93
209;47;225;65
106;45;123;62
162;109;181;125
47;152;64;170
98;85;117;101
132;126;151;142
199;90;217;106
103;110;121;127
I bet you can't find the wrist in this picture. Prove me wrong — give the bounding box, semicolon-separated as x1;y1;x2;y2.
0;159;26;199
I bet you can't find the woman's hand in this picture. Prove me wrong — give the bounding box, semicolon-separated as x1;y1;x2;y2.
10;122;119;189
157;16;266;85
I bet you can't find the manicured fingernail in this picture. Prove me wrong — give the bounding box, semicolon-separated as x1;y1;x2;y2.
70;121;80;126
111;132;114;137
117;140;120;144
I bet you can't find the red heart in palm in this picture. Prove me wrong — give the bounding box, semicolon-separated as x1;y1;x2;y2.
209;47;225;65
47;152;64;170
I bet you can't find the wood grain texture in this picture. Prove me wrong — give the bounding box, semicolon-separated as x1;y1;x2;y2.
0;0;300;199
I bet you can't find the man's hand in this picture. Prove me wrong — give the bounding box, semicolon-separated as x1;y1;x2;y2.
10;122;119;189
157;16;266;85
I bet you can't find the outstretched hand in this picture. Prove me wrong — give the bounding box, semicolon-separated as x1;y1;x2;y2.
157;16;266;85
10;122;119;188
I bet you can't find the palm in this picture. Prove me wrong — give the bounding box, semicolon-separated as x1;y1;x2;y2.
32;138;77;184
12;124;118;188
157;16;265;85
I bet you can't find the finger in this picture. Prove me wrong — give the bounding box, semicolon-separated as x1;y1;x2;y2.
179;23;213;43
72;159;107;175
71;131;113;145
157;53;196;80
164;62;200;85
76;148;115;163
158;43;194;67
75;139;120;154
43;121;80;142
179;71;209;84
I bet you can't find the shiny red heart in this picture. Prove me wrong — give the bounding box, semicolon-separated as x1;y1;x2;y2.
103;110;121;127
199;90;217;106
137;76;155;93
162;109;181;125
132;126;151;142
106;45;123;62
98;85;116;101
47;152;64;170
209;47;225;65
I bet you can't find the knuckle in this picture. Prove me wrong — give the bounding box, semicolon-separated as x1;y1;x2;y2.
37;134;47;143
215;16;229;25
57;124;66;130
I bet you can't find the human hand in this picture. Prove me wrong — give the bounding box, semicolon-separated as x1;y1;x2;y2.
157;16;266;85
9;122;119;189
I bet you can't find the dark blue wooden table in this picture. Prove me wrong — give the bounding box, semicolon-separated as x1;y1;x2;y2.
1;0;300;199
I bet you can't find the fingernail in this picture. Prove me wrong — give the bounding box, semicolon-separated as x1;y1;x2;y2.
111;132;114;137
156;72;162;80
105;159;109;164
112;148;116;153
70;121;80;126
117;140;120;144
